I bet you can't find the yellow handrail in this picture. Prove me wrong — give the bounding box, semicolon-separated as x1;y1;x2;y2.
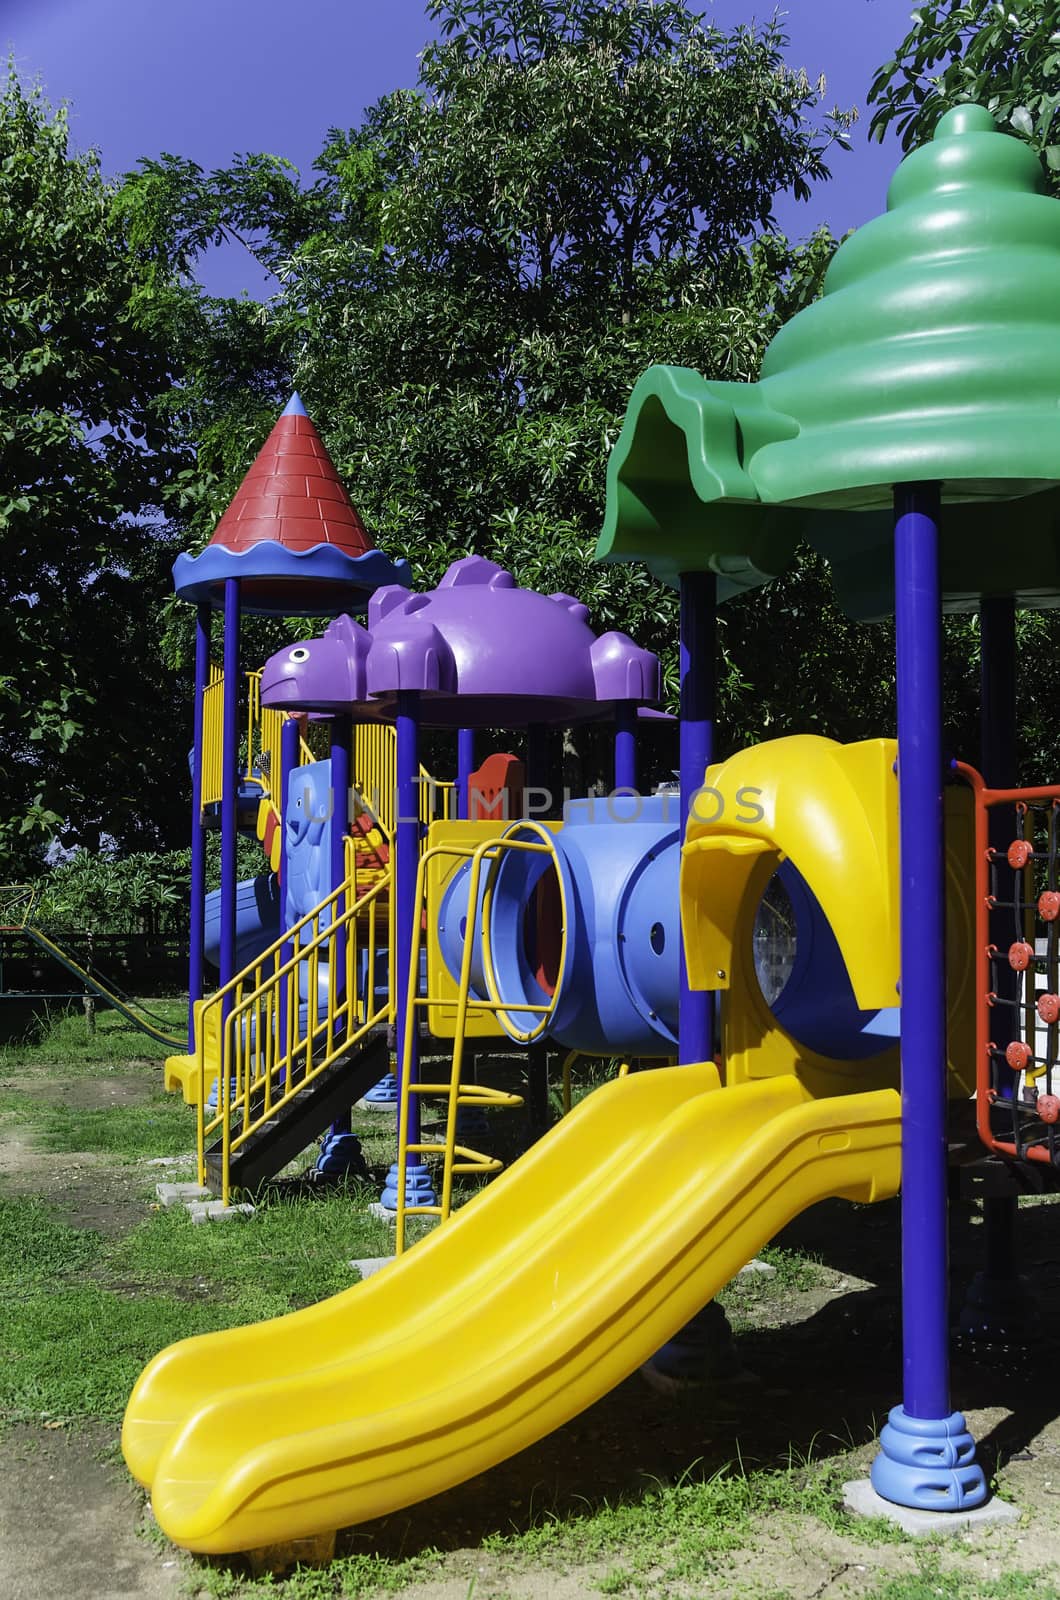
394;822;568;1253
198;835;394;1204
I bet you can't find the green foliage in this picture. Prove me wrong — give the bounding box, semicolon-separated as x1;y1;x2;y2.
29;849;190;934
868;1;1060;190
0;69;192;873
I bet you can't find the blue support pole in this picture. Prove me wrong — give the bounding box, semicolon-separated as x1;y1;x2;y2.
871;484;987;1510
329;712;352;983
614;701;638;794
219;579;241;1028
526;723;549;819
457;727;475;820
187;603;211;1051
317;712;365;1175
644;573;734;1391
382;693;435;1208
679;571;715;1066
524;722;551;1131
277;714;300;1069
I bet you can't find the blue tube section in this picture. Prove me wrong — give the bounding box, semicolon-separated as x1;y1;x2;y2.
188;603;211;1049
436;796;900;1063
679;573;715;1064
204;874;281;973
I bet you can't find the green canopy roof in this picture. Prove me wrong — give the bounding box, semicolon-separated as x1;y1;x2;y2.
597;105;1060;620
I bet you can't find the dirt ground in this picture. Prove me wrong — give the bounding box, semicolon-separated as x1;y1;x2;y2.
5;1061;1060;1598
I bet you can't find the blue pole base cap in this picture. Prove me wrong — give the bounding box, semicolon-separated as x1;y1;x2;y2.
379;1160;436;1211
205;1078;237;1114
363;1073;399;1105
871;1406;989;1511
315;1133;369;1179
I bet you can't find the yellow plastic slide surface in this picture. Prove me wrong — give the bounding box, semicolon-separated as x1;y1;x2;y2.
124;1066;900;1555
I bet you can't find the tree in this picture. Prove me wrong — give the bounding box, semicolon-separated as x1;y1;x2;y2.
124;0;855;732
868;1;1060;189
0;71;194;873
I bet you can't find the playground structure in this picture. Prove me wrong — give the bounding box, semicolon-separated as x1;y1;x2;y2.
123;104;1060;1550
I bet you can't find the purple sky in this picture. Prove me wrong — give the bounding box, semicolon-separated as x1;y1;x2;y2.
5;0;908;298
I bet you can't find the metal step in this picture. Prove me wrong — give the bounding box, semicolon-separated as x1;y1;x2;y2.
204;1029;389;1195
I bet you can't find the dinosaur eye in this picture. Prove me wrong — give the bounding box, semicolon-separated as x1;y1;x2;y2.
289;647;310;662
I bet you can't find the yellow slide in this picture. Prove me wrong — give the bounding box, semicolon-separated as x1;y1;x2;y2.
124;1063;900;1555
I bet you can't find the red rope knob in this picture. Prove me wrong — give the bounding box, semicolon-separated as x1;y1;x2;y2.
1038;1094;1060;1124
1040;891;1060;922
1038;993;1060;1025
1008;840;1034;869
1006;1040;1034;1072
1009;941;1035;971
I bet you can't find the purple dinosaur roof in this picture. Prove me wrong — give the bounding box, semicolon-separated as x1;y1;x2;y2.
260;556;659;726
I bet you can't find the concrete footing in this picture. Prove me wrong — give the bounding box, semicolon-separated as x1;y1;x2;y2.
350;1256;396;1280
188;1200;256;1225
843;1479;1020;1535
156;1182;210;1206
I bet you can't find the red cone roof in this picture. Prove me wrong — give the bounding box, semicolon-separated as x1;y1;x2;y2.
207;404;375;557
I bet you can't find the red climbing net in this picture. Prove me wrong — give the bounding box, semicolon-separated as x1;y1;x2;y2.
957;764;1060;1165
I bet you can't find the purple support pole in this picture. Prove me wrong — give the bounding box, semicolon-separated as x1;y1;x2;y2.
457;727;475;820
330;713;352;977
614;701;638;794
277;714;300;1061
330;715;352;1139
381;692;435;1207
187;604;211;1051
526;723;549;819
679;572;715;1066
524;722;551;1131
219;579;241;1031
871;484;986;1510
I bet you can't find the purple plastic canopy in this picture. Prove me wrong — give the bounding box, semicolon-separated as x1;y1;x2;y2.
260;556;659;726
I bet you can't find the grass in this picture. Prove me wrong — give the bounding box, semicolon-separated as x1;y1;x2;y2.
0;1081;196;1159
1;1015;1058;1600
0;1183;394;1428
863;1564;1060;1599
0;1001;181;1072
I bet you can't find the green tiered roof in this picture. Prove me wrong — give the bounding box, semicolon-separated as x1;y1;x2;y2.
597;106;1060;620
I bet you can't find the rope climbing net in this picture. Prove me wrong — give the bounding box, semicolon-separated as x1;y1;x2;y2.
961;764;1060;1166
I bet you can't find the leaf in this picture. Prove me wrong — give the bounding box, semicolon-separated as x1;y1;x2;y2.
1011;104;1035;134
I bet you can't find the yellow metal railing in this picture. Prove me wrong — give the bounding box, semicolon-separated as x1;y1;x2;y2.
394;821;568;1253
198;836;396;1204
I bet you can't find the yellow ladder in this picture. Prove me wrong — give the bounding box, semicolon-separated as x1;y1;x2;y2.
394;822;569;1253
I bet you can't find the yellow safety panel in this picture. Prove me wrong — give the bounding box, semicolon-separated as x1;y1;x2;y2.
423;819;560;1039
163;1000;219;1104
681;736;900;1012
123;1063;900;1555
